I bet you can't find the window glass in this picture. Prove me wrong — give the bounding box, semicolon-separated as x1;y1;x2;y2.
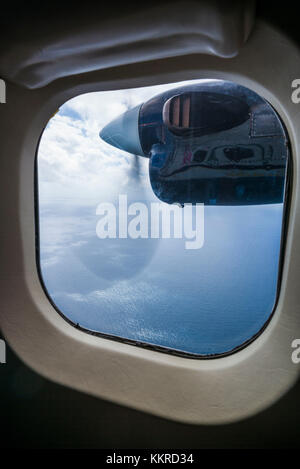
37;79;289;356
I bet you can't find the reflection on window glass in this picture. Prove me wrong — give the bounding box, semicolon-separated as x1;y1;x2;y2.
37;79;289;356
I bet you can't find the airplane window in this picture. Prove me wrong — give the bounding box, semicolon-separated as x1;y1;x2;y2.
36;79;290;357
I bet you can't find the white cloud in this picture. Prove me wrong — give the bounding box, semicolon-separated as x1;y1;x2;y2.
37;78;209;205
